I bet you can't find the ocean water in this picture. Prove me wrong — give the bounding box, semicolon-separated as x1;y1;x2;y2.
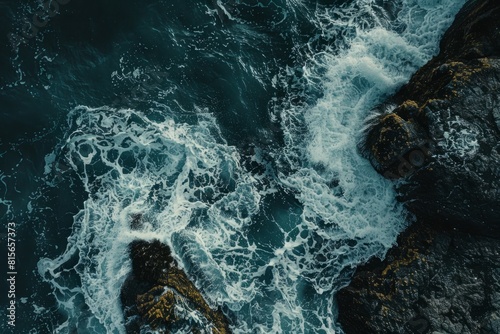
0;0;466;333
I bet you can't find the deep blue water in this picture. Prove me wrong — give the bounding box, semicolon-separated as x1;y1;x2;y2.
0;0;465;333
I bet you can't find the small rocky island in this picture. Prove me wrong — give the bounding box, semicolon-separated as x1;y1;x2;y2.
338;0;500;333
120;231;231;333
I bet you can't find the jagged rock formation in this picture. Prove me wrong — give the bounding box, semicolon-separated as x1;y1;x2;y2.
120;239;231;334
362;0;500;235
337;221;500;334
338;1;500;333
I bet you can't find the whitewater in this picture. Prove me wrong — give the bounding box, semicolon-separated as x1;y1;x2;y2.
19;0;467;333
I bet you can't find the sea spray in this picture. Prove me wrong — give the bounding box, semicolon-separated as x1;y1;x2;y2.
35;0;467;333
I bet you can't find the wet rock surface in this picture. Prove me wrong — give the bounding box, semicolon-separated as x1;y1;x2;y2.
339;1;500;333
362;0;500;234
337;222;500;334
120;239;231;334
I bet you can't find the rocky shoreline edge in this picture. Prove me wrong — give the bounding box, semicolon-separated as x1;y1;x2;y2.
337;1;500;333
116;1;500;333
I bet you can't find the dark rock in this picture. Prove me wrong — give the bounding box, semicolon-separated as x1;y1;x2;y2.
362;0;500;234
365;108;430;177
120;239;232;334
337;221;500;334
129;239;174;283
338;1;500;333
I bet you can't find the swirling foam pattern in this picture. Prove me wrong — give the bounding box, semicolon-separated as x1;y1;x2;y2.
34;0;466;333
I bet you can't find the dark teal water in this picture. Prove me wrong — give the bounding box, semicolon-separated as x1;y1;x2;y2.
0;0;465;333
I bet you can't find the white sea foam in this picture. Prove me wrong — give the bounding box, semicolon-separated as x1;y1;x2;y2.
38;105;268;332
38;0;466;333
274;0;466;331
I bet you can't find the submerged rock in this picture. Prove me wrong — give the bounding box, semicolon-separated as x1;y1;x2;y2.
120;239;231;334
362;0;500;234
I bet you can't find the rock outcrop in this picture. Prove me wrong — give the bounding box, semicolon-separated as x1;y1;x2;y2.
337;221;500;334
338;1;500;333
362;0;500;235
120;239;231;334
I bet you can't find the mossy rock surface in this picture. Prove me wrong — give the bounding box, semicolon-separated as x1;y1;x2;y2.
121;239;231;334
